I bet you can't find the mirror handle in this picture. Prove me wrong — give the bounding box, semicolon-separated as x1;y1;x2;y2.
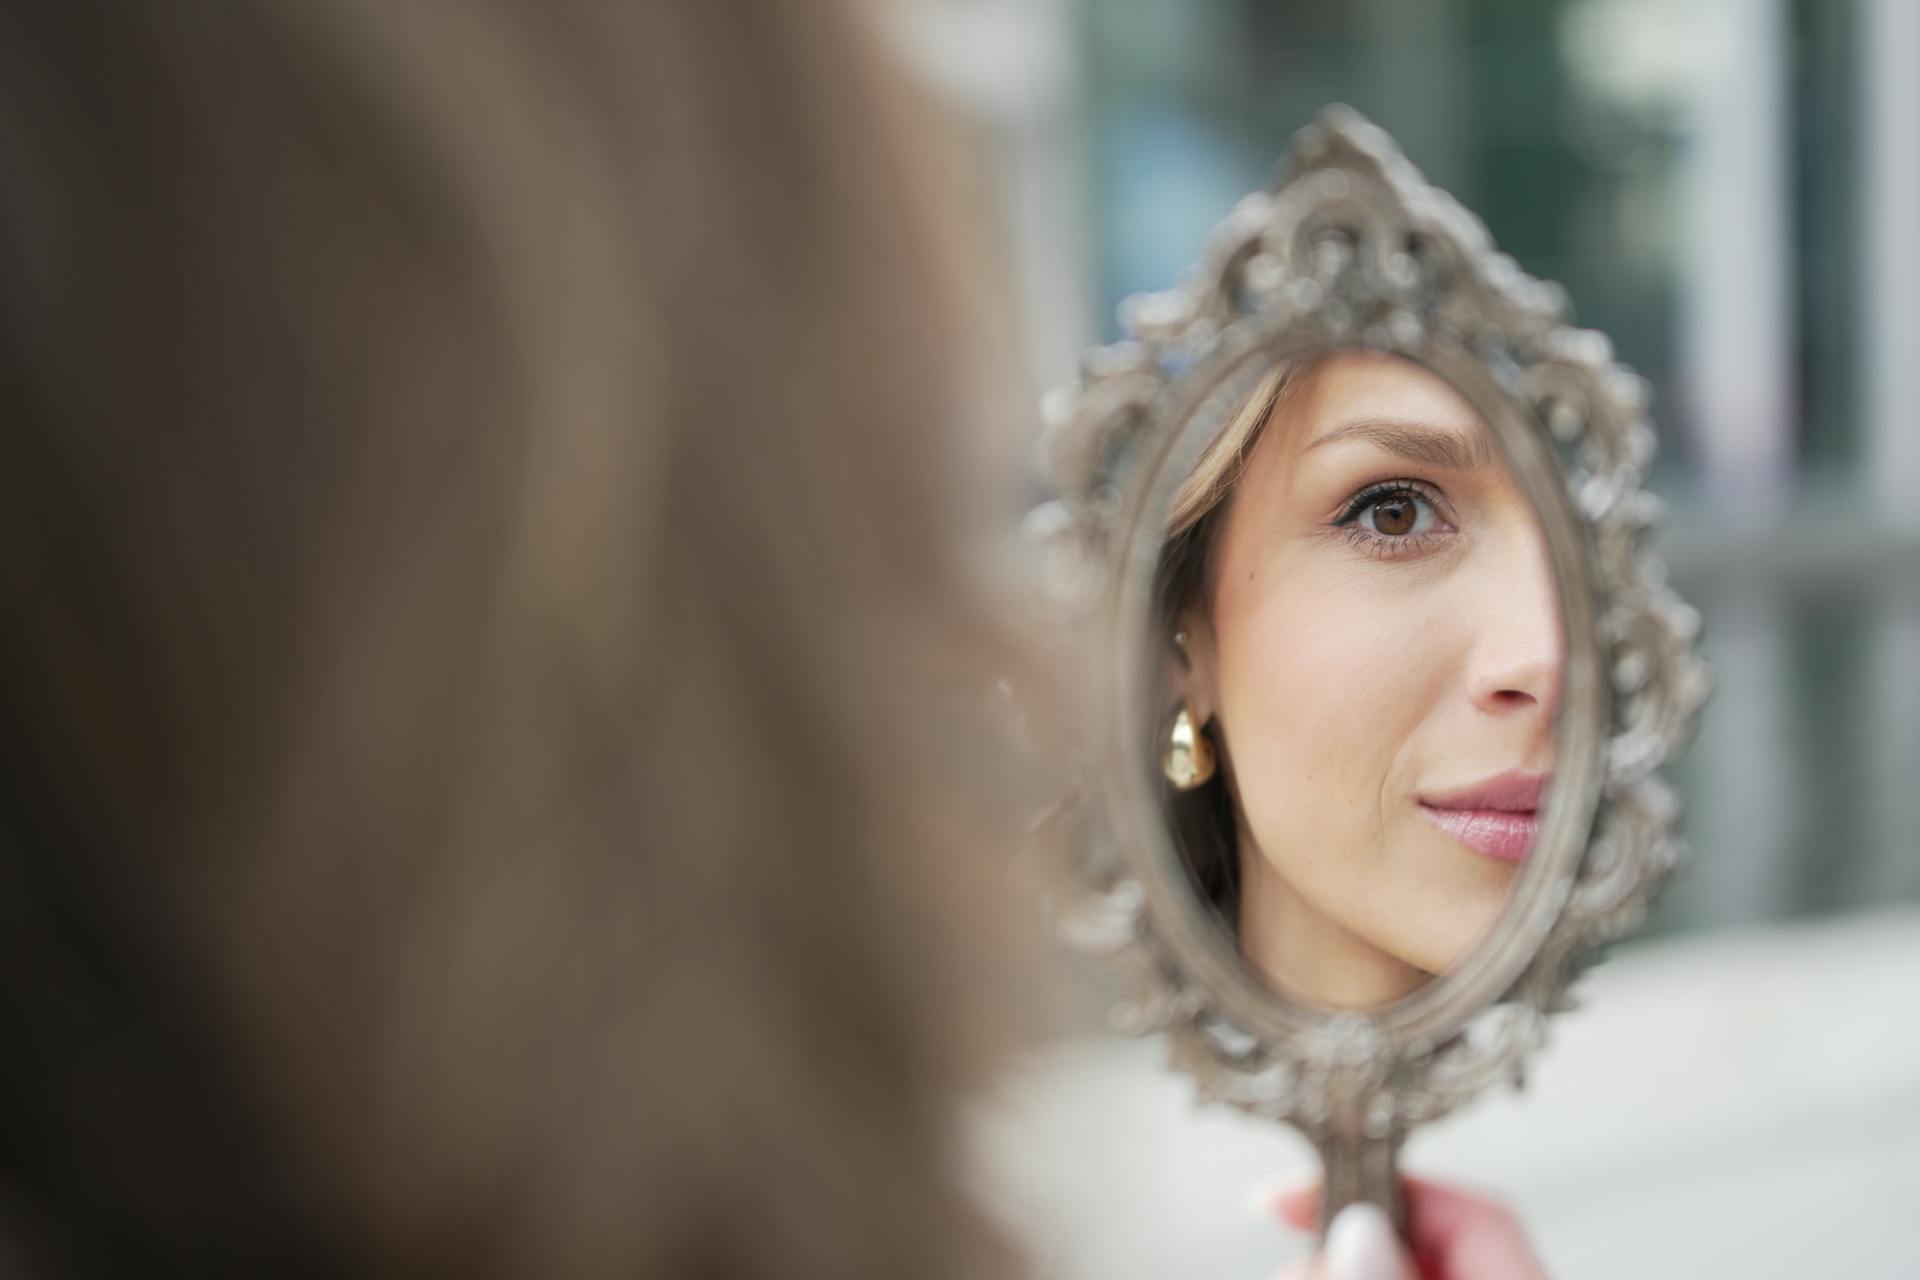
1312;1125;1406;1242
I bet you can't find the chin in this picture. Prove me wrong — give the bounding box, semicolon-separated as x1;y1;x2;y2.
1367;883;1507;977
1424;899;1508;975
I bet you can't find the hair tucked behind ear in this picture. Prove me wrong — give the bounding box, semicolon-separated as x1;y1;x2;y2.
0;2;1043;1276
1151;360;1306;928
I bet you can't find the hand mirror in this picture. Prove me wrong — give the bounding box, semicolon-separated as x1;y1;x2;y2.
1027;108;1709;1231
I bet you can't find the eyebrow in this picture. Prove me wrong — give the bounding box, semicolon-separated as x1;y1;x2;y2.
1302;418;1496;471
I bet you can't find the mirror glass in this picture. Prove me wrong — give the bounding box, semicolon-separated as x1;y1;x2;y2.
1149;347;1564;1010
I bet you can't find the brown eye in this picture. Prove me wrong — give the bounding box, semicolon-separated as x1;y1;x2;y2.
1337;482;1448;547
1371;495;1416;536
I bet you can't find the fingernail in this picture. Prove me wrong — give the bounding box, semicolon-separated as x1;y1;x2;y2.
1322;1203;1404;1280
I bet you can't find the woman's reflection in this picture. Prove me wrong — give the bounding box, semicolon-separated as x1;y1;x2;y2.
1155;352;1563;1008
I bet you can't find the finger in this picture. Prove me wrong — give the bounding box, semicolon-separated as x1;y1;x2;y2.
1400;1173;1499;1235
1246;1177;1322;1232
1400;1175;1547;1280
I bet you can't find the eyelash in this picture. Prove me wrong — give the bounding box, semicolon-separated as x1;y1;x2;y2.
1331;480;1457;560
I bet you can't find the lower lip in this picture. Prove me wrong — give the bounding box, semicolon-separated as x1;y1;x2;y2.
1419;804;1539;862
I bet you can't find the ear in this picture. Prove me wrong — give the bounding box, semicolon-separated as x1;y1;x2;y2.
1166;606;1221;726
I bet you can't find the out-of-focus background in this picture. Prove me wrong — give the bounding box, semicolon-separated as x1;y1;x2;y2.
888;1;1920;1276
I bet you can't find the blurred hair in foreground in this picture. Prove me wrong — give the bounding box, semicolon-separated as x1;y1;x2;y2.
0;1;1050;1275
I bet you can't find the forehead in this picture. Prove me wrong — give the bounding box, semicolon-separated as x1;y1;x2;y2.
1286;351;1483;445
1233;351;1488;485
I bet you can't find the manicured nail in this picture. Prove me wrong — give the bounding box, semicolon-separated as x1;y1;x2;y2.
1322;1203;1404;1280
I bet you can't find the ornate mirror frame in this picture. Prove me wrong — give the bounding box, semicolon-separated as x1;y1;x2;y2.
1026;107;1711;1227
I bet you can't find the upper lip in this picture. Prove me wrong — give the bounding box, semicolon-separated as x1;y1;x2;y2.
1418;770;1549;814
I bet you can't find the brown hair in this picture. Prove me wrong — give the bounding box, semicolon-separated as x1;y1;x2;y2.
0;2;1042;1276
1152;360;1307;925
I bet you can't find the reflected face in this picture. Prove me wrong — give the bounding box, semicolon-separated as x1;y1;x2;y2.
1178;353;1562;1007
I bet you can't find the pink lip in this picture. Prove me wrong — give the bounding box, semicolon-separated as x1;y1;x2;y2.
1417;770;1549;863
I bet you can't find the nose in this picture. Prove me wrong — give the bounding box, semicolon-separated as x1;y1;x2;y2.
1465;520;1564;720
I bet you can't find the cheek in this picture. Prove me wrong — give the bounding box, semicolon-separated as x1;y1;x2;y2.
1213;570;1455;831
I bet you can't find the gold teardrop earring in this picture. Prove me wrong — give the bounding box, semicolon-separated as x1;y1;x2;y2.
1162;699;1217;790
